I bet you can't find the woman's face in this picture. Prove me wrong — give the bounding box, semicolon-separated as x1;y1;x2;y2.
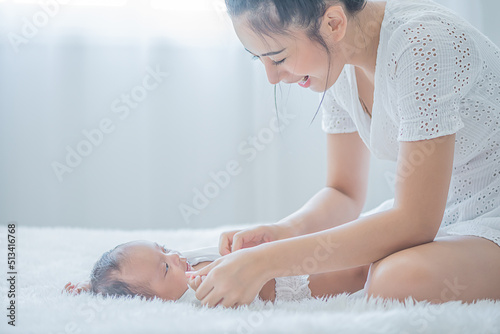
232;11;348;93
117;240;193;301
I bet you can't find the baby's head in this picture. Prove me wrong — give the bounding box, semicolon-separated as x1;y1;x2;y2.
90;240;192;301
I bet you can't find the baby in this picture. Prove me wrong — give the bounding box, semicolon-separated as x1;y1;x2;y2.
63;240;367;304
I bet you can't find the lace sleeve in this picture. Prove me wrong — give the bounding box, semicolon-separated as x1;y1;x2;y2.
321;82;358;134
389;17;482;142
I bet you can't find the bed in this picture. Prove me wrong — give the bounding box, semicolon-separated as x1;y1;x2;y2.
1;225;499;334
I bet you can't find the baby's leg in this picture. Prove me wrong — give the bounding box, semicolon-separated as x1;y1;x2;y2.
308;264;370;298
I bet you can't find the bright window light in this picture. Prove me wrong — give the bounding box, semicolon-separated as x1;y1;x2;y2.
151;0;227;12
13;0;127;6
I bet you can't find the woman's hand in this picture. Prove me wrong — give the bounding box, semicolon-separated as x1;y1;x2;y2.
186;247;270;308
62;281;91;295
219;224;289;256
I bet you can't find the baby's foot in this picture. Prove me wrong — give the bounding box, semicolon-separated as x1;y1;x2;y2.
63;281;91;295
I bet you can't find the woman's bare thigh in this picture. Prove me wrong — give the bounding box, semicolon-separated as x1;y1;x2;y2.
364;235;500;303
308;264;370;298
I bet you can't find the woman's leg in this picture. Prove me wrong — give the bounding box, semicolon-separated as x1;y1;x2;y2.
308;264;370;298
364;235;500;303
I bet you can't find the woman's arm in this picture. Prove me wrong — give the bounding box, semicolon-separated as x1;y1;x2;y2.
280;132;371;237
262;134;455;278
193;134;455;307
219;132;371;255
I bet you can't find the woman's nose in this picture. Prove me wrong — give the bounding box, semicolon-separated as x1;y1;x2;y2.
263;61;284;85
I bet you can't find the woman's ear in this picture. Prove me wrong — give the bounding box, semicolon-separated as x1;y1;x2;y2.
321;5;348;43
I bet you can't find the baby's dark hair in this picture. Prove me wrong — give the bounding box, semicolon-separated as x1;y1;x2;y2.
89;243;155;300
224;0;367;123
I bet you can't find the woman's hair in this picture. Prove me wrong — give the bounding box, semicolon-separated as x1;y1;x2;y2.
89;244;155;300
224;0;367;122
225;0;366;46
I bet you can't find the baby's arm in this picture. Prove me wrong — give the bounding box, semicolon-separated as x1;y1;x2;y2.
62;280;91;295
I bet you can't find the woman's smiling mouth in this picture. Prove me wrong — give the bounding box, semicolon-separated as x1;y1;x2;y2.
298;75;311;88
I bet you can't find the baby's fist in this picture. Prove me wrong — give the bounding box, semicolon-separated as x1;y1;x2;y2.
187;275;205;291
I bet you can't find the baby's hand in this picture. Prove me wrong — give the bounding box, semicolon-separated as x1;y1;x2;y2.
186;273;205;291
62;281;91;295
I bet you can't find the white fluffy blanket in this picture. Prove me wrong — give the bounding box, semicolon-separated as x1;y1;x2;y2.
1;225;499;334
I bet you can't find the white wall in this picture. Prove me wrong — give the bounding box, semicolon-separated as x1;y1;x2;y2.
481;0;500;47
0;1;497;230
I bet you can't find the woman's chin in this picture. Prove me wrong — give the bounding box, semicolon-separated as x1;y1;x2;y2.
309;80;332;93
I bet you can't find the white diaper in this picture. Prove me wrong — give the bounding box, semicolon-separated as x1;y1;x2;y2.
274;275;312;302
178;276;313;305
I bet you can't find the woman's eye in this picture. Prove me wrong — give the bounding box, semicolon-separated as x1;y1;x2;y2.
251;55;259;61
272;58;286;66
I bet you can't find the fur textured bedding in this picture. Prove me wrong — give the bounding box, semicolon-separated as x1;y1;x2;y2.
1;225;499;334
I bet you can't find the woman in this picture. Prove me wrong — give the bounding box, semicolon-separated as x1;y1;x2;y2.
187;0;500;307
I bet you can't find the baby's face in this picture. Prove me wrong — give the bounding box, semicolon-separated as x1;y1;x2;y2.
117;240;193;301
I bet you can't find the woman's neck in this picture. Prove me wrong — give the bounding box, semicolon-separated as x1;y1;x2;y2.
343;1;387;79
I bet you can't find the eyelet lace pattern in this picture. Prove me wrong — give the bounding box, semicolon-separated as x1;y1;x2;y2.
321;0;500;247
274;275;312;302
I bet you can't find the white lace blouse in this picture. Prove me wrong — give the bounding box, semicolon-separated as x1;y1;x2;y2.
321;0;500;247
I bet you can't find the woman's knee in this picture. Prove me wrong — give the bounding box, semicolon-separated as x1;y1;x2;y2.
364;250;433;301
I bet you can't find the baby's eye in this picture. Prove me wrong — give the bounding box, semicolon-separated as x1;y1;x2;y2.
165;263;169;273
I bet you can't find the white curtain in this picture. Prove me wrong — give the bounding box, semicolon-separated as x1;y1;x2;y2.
0;1;327;229
0;0;492;230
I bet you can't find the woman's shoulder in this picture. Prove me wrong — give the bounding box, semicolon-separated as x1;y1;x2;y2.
383;0;484;49
381;0;488;77
384;0;467;25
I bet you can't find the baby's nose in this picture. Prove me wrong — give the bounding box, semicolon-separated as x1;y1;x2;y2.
168;252;181;265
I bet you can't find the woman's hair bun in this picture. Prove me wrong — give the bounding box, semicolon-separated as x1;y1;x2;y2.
342;0;367;13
